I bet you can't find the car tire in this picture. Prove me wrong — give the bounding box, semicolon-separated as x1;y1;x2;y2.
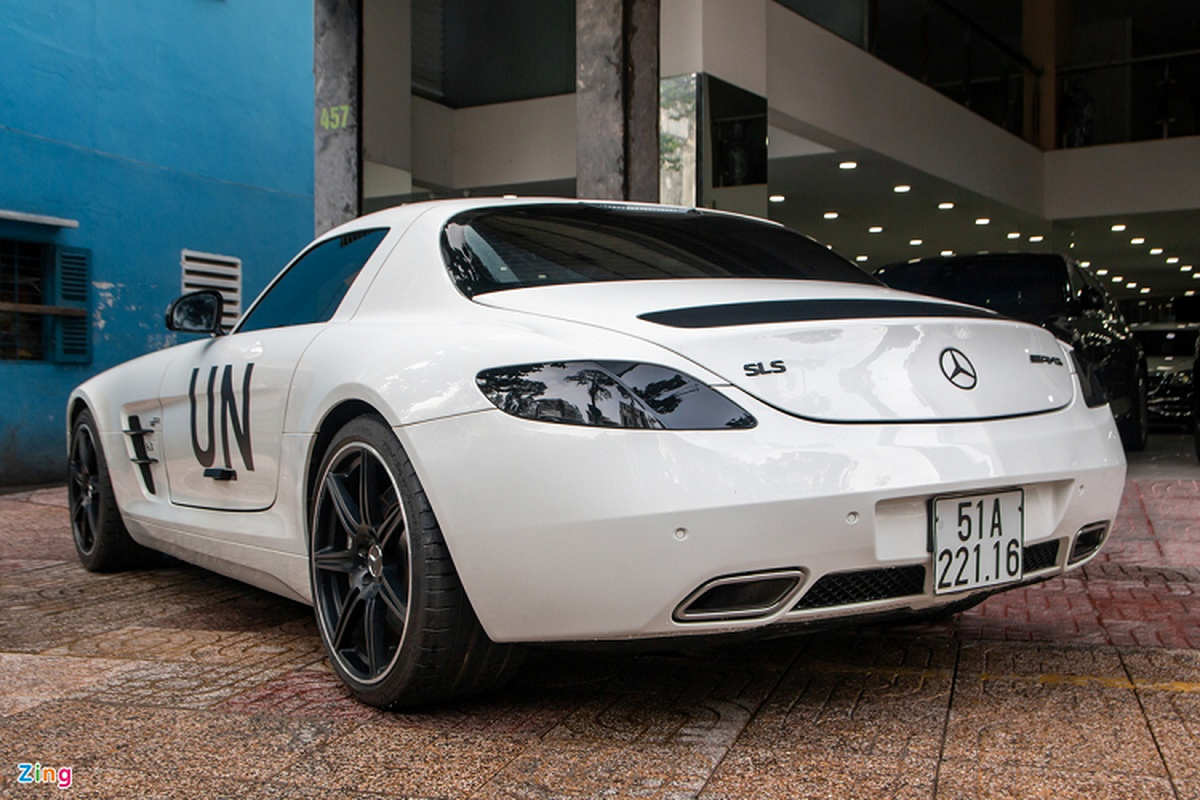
1118;363;1149;452
309;415;524;708
69;409;159;572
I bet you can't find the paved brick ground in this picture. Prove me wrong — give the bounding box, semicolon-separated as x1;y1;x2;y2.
2;439;1199;799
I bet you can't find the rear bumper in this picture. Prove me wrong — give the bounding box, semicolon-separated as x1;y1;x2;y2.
401;394;1126;643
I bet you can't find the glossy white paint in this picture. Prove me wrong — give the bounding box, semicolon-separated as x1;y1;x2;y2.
69;197;1127;642
476;280;1077;422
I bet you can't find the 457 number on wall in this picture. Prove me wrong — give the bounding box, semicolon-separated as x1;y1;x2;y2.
319;105;352;131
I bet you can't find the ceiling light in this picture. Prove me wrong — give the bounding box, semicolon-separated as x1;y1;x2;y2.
1140;287;1151;294
1167;257;1180;264
869;226;884;234
1081;261;1092;267
1029;235;1045;242
975;218;990;226
1126;282;1138;289
1111;276;1123;282
855;255;868;262
1007;232;1020;239
940;250;954;256
1182;265;1194;272
1193;272;1200;279
1131;237;1146;245
894;184;911;193
1187;290;1196;297
839;161;858;170
1096;269;1109;275
909;238;923;246
1111;223;1127;232
938;202;954;210
823;211;839;219
502;194;518;199
769;194;785;203
1150;247;1164;255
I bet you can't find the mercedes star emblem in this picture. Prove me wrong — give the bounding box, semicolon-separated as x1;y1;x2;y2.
940;347;978;390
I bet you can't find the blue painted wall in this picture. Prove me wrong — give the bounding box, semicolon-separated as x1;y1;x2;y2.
0;1;315;485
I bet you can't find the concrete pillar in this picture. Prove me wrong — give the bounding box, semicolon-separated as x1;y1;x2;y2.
576;0;660;201
315;0;361;234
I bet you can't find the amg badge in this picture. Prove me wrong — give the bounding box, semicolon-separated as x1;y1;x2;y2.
1029;353;1064;366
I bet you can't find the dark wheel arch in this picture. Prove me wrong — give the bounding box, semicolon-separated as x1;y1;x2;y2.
68;407;159;572
308;413;523;707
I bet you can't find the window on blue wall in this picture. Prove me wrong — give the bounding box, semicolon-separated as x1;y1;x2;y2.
0;237;91;363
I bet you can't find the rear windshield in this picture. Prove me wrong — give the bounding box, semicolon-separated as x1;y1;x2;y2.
441;204;876;297
874;254;1069;323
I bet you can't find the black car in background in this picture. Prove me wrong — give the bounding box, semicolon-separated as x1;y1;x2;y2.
1194;334;1200;460
875;252;1148;451
1132;323;1198;430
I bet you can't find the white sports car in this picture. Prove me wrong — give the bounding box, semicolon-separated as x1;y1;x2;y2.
68;198;1126;707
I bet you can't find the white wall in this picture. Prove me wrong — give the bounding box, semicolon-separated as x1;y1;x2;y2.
1044;138;1200;219
411;94;576;190
764;3;1046;217
661;0;768;95
411;96;455;187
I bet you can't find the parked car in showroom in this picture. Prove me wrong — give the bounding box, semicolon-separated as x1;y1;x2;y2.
68;199;1126;708
1194;333;1200;460
1131;323;1198;430
875;252;1148;451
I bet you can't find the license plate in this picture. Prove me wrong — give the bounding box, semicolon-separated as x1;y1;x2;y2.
932;490;1024;595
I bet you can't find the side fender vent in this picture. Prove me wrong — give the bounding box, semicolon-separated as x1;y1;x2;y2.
124;414;157;495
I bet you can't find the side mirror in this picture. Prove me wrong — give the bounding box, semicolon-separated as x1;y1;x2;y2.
166;290;225;335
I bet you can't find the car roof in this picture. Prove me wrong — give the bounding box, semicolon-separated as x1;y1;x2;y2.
323;197;779;239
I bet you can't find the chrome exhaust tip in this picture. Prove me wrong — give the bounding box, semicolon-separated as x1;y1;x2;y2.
1069;522;1109;564
674;569;806;623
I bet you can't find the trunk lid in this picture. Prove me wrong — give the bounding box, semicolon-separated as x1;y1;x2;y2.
475;280;1077;423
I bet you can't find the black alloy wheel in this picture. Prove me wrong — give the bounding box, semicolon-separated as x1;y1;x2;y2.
70;420;102;557
309;416;523;707
68;409;158;571
311;436;410;685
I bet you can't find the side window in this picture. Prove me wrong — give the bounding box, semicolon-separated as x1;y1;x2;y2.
237;229;388;333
